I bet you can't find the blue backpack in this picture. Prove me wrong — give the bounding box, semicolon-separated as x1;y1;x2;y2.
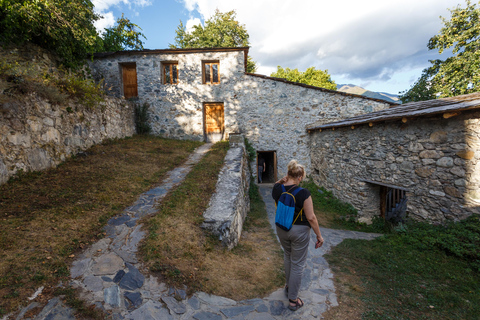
275;185;303;231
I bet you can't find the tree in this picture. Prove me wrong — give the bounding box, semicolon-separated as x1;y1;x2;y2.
100;14;146;52
270;66;337;90
400;0;480;101
0;0;145;68
0;0;100;68
170;9;257;73
399;65;439;103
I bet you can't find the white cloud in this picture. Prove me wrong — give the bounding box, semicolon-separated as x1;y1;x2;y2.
179;0;461;93
186;18;202;32
94;11;116;33
93;0;153;33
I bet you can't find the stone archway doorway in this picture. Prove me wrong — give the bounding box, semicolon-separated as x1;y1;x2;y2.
257;151;277;183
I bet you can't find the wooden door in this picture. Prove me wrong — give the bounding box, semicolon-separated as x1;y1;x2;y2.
122;64;138;99
204;103;224;142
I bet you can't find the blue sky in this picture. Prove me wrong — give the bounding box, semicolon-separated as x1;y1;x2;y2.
92;0;462;95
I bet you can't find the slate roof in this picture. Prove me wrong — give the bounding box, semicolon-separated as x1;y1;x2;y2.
93;47;250;58
306;92;480;132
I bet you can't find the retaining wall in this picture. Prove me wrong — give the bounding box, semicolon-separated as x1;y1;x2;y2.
0;94;135;185
201;134;251;249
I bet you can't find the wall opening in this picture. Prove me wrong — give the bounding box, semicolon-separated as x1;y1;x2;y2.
257;151;277;183
359;178;408;223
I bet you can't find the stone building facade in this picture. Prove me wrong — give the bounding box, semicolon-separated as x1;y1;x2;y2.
308;94;480;223
90;48;392;182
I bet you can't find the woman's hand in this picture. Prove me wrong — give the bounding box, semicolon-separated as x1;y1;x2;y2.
315;235;324;249
275;176;288;184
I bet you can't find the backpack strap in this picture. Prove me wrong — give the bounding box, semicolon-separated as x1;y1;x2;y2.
289;187;303;224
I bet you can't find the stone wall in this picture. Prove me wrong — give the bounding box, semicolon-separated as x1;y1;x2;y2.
90;50;392;178
309;110;480;223
201;134;250;249
0;94;135;185
235;75;391;179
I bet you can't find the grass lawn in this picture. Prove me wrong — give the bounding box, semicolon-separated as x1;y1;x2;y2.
0;135;201;315
320;218;480;318
140;142;284;300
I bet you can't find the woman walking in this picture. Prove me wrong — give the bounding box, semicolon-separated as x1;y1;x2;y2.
272;160;324;311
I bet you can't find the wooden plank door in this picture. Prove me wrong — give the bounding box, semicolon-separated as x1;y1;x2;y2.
204;102;224;142
122;64;138;99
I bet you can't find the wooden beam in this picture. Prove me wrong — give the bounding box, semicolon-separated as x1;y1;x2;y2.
443;112;461;119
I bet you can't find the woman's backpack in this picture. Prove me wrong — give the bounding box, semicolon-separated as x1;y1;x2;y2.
275;185;303;231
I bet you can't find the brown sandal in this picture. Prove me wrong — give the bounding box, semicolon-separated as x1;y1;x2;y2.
288;298;304;311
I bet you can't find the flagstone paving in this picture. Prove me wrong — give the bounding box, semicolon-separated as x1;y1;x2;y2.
10;147;381;320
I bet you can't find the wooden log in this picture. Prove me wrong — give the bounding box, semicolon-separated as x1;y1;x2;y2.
443;112;461;119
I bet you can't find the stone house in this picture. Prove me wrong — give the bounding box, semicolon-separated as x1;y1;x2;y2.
307;93;480;223
90;47;393;184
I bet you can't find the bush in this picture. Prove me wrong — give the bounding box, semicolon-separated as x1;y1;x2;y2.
134;102;152;134
244;137;256;161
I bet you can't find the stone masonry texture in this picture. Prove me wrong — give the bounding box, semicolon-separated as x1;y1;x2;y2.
309;110;480;223
201;137;250;249
0;94;135;185
89;49;391;179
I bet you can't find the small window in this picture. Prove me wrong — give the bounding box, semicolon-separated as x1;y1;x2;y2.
163;62;178;84
203;61;220;84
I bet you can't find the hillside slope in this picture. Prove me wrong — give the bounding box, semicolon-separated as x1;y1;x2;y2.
337;84;400;103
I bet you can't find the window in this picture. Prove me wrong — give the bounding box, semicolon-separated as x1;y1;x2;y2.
202;61;220;84
162;62;178;84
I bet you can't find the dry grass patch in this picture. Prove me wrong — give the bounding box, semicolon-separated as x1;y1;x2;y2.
141;143;284;300
0;135;201;315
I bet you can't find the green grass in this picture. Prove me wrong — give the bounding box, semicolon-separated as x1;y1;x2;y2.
302;179;385;233
326;215;480;319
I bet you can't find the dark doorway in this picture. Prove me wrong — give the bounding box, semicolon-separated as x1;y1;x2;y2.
257;151;277;183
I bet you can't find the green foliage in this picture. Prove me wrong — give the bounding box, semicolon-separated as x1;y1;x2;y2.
134;102;152;134
170;9;257;73
270;66;337;90
244;137;256;161
328;223;480;319
401;0;480;100
100;14;146;52
302;180;357;215
396;215;480;271
399;66;439;103
0;55;103;108
0;1;145;69
0;0;100;69
55;71;104;109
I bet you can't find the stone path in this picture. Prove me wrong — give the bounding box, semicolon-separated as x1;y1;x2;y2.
10;150;381;319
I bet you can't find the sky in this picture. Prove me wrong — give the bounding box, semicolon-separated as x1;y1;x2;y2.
91;0;463;95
